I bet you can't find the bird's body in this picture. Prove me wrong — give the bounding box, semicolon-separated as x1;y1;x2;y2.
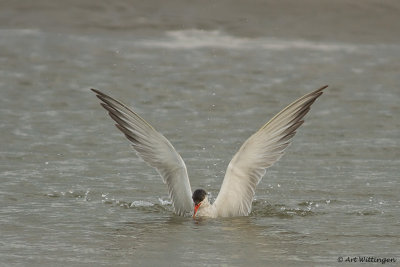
91;85;327;218
194;196;217;218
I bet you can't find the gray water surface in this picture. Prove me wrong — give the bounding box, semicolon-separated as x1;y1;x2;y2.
1;1;399;266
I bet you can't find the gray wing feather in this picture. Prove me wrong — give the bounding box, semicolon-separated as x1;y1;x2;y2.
213;86;328;217
91;89;193;216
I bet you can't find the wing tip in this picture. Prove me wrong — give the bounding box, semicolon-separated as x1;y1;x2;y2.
316;85;328;94
306;85;328;102
91;88;110;104
90;88;102;95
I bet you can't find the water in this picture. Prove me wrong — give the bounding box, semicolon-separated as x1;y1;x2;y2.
1;1;399;266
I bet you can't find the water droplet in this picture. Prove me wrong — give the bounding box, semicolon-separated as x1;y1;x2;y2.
84;190;90;201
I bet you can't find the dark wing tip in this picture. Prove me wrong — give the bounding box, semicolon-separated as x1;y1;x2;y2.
91;88;110;100
317;85;328;93
92;89;117;102
306;85;328;101
91;88;100;94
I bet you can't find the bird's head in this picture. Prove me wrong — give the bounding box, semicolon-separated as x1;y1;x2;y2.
192;189;207;218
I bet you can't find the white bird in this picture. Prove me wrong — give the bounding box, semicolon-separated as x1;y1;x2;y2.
91;85;327;218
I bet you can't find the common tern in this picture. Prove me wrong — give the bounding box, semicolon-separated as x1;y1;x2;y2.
91;85;327;218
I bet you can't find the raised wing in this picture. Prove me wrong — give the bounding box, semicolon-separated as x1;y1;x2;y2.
91;89;193;216
213;85;328;217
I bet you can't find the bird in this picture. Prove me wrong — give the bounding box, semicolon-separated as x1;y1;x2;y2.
91;85;328;218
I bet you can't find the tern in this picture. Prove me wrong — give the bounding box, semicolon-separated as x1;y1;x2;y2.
91;85;327;218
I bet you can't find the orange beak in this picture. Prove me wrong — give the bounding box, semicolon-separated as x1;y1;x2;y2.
193;203;201;218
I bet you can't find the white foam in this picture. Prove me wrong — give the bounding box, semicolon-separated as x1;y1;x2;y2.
139;29;358;52
130;200;154;207
158;198;172;206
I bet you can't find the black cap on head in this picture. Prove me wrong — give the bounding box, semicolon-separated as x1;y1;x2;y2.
192;189;207;205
